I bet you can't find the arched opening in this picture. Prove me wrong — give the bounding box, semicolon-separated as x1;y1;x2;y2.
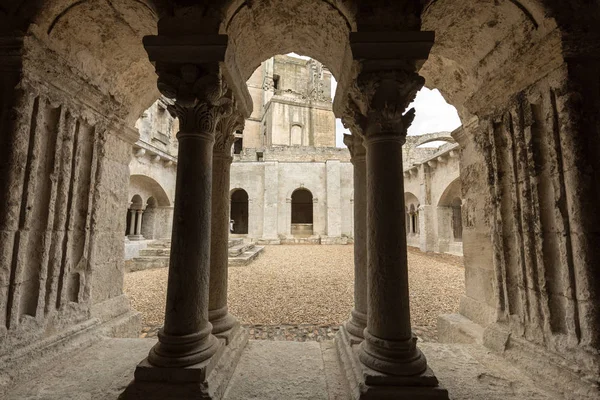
127;195;144;240
437;178;462;254
230;189;249;235
291;188;314;237
404;192;420;240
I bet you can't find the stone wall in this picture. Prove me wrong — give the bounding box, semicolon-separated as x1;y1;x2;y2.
0;36;141;366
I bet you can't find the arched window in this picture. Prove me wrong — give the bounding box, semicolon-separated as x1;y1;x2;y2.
409;204;416;234
230;189;249;234
290;124;303;146
291;188;313;237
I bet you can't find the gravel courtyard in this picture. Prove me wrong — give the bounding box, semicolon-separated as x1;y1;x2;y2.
124;245;464;340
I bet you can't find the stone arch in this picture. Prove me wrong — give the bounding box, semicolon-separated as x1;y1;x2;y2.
413;132;456;148
230;188;249;234
129;174;171;207
19;0;163;124
291;188;314;237
437;178;462;207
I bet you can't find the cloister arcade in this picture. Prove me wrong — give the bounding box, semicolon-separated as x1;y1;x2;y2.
0;1;599;399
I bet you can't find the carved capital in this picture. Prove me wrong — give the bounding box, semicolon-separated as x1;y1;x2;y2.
215;108;244;156
348;69;424;143
343;133;366;161
156;64;233;137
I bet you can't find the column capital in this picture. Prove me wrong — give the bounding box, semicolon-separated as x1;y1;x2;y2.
347;68;424;144
214;106;244;158
156;64;233;137
343;133;366;162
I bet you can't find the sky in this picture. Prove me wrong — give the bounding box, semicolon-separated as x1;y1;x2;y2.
286;53;462;148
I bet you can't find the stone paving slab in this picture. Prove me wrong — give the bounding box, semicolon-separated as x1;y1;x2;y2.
223;341;330;400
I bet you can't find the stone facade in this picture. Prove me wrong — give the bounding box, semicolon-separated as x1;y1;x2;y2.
1;1;599;399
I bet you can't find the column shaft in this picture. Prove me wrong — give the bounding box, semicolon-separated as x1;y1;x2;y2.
128;209;136;236
343;134;367;341
359;134;427;375
209;153;238;338
135;210;143;236
148;127;219;367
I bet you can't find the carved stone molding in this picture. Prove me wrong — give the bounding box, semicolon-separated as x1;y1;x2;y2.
215;107;244;156
346;68;425;143
343;133;366;161
156;64;233;136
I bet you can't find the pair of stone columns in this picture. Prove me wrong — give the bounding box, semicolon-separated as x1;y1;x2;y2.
341;68;439;383
145;66;241;369
127;209;144;240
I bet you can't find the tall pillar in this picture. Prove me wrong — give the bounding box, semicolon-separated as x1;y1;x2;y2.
142;66;231;370
209;109;244;340
336;61;448;398
342;133;367;342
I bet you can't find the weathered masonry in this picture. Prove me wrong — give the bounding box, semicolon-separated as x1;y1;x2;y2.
0;1;598;400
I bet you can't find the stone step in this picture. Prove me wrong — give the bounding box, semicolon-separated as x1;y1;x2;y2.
437;313;484;345
228;238;244;248
229;246;264;267
138;248;170;257
146;240;171;249
228;243;255;257
125;256;169;272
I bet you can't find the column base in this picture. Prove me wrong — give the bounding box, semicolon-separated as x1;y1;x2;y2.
120;326;249;400
128;235;145;241
345;309;367;344
335;326;449;400
209;307;240;344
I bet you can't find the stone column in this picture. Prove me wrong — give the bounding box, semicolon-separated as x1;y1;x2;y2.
342;133;367;342
146;67;231;369
135;210;144;236
128;209;136;236
209;109;244;341
355;70;431;377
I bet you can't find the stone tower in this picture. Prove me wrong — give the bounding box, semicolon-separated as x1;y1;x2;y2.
243;55;336;149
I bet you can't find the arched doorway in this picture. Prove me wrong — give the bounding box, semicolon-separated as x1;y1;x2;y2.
291;188;313;237
230;189;249;234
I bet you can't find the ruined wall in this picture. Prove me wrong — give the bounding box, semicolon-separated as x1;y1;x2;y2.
258;55;336;149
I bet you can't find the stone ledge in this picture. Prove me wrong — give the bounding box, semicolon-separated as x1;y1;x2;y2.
437;313;483;345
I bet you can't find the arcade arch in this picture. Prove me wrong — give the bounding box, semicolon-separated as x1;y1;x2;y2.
0;2;598;399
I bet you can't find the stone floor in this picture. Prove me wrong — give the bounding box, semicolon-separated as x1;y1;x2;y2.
4;337;559;400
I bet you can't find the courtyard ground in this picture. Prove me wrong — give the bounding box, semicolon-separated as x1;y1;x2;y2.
124;245;465;342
